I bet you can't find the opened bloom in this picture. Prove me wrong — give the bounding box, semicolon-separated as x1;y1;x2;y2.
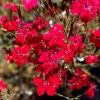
6;45;30;66
86;54;98;64
4;20;18;31
23;0;38;11
33;76;61;96
70;0;100;22
90;29;100;48
86;83;96;98
4;3;18;12
0;80;7;93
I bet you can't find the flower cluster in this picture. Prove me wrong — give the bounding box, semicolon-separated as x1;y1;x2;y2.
4;20;97;97
70;0;100;22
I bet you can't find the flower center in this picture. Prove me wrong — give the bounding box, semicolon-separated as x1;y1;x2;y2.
42;81;50;88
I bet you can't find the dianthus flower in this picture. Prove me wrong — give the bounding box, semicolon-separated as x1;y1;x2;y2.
0;80;7;93
15;24;40;46
43;24;65;47
6;45;30;66
33;17;49;30
90;29;100;48
23;0;38;11
86;83;96;98
37;61;60;75
70;0;100;22
64;46;75;63
4;3;18;12
68;68;90;90
33;75;61;96
0;16;7;26
36;51;60;75
85;54;98;64
3;20;18;31
69;34;84;53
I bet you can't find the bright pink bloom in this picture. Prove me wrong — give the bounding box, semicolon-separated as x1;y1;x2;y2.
15;35;24;46
4;3;18;12
50;24;64;32
68;68;90;90
33;75;61;96
64;46;74;63
0;16;7;25
37;61;59;75
6;45;30;66
0;80;7;93
69;34;83;43
70;0;100;22
86;54;98;64
25;29;38;45
13;16;23;25
15;25;40;46
43;24;66;47
33;17;49;30
86;83;96;98
4;20;18;31
90;29;100;48
86;88;94;98
69;35;84;53
23;0;38;11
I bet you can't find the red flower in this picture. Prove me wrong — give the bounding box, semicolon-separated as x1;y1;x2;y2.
86;88;94;98
50;24;64;32
33;17;49;30
0;16;7;25
43;24;66;48
68;68;90;90
13;15;23;25
69;34;83;43
68;76;82;90
70;0;100;22
86;83;96;98
64;46;74;63
33;75;60;96
85;54;98;64
69;35;84;53
15;25;40;46
4;3;18;12
70;42;84;54
23;0;38;11
90;29;100;48
25;29;38;45
0;80;7;93
4;20;18;31
36;61;59;75
7;45;30;66
15;35;24;46
38;51;50;62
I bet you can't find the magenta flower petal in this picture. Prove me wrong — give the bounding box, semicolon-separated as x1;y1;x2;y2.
79;9;92;22
70;2;84;14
